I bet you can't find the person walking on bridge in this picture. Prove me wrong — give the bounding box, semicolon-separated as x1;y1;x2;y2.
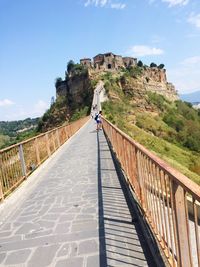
95;111;102;131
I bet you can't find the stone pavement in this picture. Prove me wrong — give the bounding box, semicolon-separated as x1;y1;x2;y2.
0;120;156;267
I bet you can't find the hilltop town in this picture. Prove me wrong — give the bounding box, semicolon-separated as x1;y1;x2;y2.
56;52;178;102
80;52;137;70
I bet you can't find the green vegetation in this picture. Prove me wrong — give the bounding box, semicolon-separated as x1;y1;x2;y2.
150;62;157;68
101;73;200;184
70;106;90;122
146;92;200;153
66;60;87;76
121;66;143;79
37;96;68;132
55;77;63;88
137;60;143;67
0;118;39;149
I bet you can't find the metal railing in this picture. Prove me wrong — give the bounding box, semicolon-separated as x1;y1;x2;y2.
102;117;200;267
0;117;89;202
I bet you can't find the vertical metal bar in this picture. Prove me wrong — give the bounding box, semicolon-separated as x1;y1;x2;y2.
19;144;27;178
45;134;51;157
0;155;4;201
136;150;144;205
157;169;166;246
184;193;193;266
64;126;68;141
34;138;40;165
193;199;200;267
169;178;180;265
164;174;176;264
172;181;192;267
56;129;61;147
153;163;162;239
160;170;170;257
1;153;8;192
145;158;152;219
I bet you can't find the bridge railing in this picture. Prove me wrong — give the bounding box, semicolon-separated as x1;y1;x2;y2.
0;117;89;202
102;117;200;267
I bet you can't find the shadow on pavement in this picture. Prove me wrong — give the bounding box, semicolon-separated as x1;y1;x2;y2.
97;130;158;267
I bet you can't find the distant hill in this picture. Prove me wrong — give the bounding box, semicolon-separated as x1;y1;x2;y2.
0;117;39;149
180;90;200;103
0;118;39;137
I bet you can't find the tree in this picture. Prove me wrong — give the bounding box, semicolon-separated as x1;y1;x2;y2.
150;62;157;68
67;60;75;74
51;96;55;106
137;60;143;67
55;77;62;88
158;64;165;69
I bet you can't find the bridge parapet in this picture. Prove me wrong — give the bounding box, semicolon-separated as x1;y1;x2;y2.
0;117;89;202
102;117;200;267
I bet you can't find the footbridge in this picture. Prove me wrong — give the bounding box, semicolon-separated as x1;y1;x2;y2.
0;83;199;267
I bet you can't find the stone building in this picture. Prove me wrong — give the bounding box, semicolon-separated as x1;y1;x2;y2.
80;58;92;68
93;52;124;70
93;54;104;69
80;52;138;71
123;57;137;68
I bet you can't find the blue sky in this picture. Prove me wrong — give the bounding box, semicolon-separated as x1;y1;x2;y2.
0;0;200;121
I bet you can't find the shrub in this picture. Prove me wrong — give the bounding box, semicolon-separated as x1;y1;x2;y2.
67;60;75;74
150;62;157;68
137;60;143;67
158;64;165;69
55;77;63;88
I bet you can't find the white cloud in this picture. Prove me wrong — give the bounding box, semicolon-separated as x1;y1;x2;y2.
181;56;200;65
188;13;200;29
168;56;200;93
0;100;49;121
84;0;126;9
0;99;14;107
111;3;126;9
33;100;49;116
162;0;189;7
128;45;164;57
84;0;108;7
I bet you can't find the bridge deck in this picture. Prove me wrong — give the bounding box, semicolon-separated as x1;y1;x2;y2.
0;120;156;267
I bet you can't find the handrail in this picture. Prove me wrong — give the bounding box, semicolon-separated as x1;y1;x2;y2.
102;117;200;267
0;117;89;201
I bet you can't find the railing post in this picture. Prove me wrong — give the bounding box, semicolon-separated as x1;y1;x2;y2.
0;178;3;201
45;134;51;157
56;129;61;147
136;149;144;205
172;181;192;267
0;165;4;201
34;138;40;165
19;144;27;178
0;155;4;201
64;126;68;141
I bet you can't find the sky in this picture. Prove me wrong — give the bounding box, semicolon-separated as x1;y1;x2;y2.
0;0;200;121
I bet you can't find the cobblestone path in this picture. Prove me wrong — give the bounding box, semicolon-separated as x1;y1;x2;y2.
0;120;156;267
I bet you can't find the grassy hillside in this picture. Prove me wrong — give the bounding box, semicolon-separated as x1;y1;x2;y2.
100;71;200;184
0;118;39;149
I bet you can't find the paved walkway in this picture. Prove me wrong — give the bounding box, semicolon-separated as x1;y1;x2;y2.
0;120;156;267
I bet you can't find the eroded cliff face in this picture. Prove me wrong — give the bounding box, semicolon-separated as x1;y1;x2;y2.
56;70;93;111
120;67;178;103
67;71;93;110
